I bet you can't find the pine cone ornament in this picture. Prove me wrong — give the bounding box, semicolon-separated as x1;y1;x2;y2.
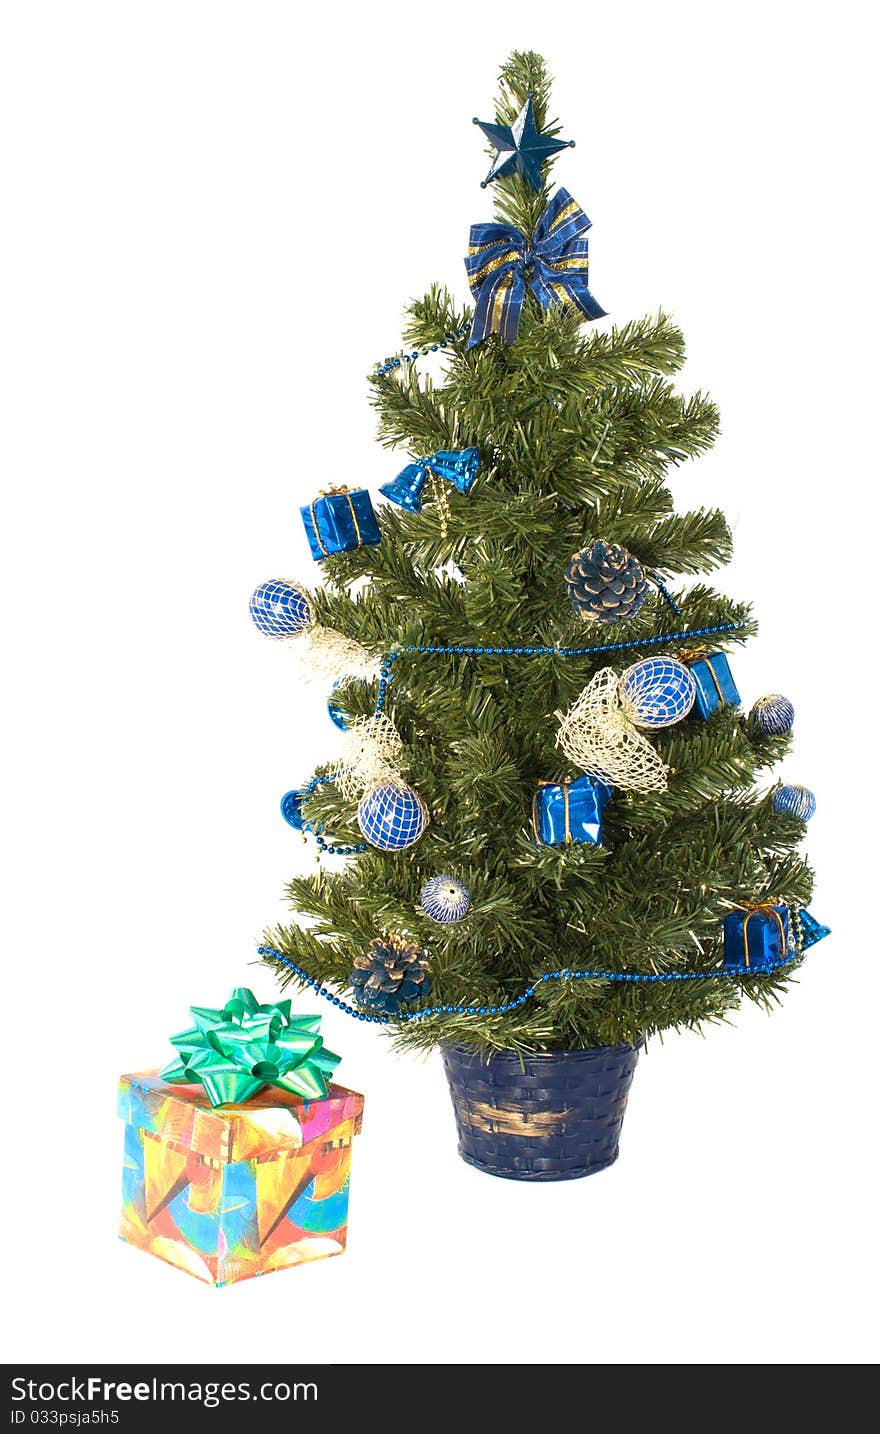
565;540;648;623
350;936;431;1014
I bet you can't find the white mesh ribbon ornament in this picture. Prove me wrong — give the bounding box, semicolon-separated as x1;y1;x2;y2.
556;666;675;794
334;715;405;800
333;715;430;849
294;626;381;686
249;579;379;685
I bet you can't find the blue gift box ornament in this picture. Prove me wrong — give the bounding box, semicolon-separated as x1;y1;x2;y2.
531;774;611;846
300;485;381;561
684;649;741;718
722;903;790;970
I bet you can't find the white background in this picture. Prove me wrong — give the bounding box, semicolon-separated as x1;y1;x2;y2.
2;0;877;1367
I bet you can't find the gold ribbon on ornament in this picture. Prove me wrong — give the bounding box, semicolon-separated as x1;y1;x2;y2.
310;485;363;556
680;647;726;704
531;777;573;845
733;901;788;968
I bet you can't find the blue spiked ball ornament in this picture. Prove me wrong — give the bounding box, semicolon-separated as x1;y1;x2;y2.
357;782;429;851
421;874;471;924
620;656;697;729
249;579;313;639
280;789;307;830
774;784;817;821
750;694;795;735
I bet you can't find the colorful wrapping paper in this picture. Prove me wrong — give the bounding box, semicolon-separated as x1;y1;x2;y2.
118;1071;363;1286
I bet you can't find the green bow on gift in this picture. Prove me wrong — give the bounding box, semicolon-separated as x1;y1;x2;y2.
161;987;341;1108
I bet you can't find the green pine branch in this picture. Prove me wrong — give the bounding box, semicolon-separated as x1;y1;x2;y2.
401;286;471;349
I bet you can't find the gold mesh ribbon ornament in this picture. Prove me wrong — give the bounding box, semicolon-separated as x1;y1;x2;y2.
555;668;670;793
334;715;406;800
296;626;380;685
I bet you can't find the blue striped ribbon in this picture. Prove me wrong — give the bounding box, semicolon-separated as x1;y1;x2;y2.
465;188;606;347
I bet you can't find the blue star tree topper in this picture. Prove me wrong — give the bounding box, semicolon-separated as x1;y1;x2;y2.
473;93;574;191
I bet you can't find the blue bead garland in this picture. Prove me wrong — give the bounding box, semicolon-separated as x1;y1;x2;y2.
291;620;746;854
372;323;471;379
383;620;739;663
369;621;743;720
293;773;368;856
647;572;683;618
257;943;804;1025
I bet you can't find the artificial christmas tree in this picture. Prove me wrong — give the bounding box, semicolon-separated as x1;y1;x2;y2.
252;52;828;1180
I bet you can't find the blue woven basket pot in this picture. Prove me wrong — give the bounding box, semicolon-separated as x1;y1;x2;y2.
441;1043;640;1181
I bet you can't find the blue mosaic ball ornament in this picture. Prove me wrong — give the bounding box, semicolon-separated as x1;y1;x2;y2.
249;579;313;639
773;784;817;821
357;783;429;851
280;789;307;830
620;656;697;728
750;694;795;735
421;874;471;924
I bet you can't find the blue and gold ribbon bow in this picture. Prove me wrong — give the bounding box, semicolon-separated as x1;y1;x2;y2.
161;987;341;1107
465;188;606;348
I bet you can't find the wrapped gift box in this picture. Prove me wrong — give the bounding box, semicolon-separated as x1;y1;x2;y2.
532;774;611;846
687;651;741;718
118;1071;363;1287
300;487;381;560
722;904;790;970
